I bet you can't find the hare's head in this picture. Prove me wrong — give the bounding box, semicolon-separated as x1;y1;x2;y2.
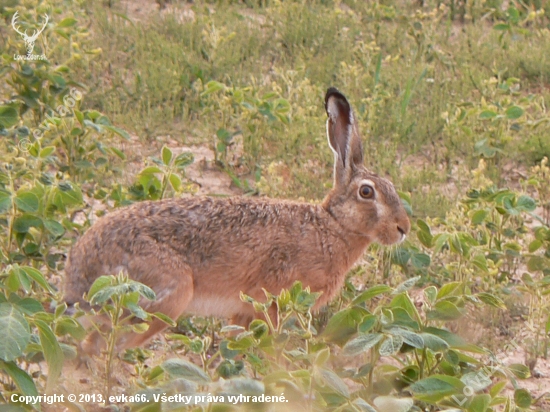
322;88;410;245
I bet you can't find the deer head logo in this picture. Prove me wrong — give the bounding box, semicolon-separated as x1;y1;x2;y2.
12;11;49;56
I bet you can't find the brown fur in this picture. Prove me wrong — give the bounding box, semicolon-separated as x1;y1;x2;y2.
64;88;410;352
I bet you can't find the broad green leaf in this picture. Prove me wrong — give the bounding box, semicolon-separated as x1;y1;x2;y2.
393;276;421;294
461;372;492;392
14;192;39;213
202;81;226;95
162;358;211;383
35;319;64;391
436;282;461;299
0;361;39;399
471;209;488;225
174;152;194;168
39;146;56;158
169;173;182;191
388;327;424;349
379;334;404;356
161;146;173;165
427;300;465;321
104;125;130;140
514;388;532;407
318;368;349;398
322;307;369;345
411;252;431;269
527;256;547;272
22;267;54;293
352;285;392;305
469;394;491;412
0;105;18;128
0;189;12;213
86;275;114;300
479;110;497;119
391;293;420;323
476;292;506;309
508;364;530;379
409;375;464;395
342;333;383;356
57;17;77;27
44;219;65;237
0;303;31;361
13;214;42;233
505;106;524;120
516;195;536;212
419;333;449;351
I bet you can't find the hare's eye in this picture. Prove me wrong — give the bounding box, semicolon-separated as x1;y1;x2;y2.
359;185;375;199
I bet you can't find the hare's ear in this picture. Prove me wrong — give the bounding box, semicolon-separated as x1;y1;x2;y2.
325;88;364;186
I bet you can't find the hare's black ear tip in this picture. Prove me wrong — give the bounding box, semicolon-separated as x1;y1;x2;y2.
325;87;350;115
325;87;344;104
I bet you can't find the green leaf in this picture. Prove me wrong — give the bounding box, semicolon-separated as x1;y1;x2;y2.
202;81;226;95
409;375;464;395
427;301;465;321
379;334;404;356
14;192;39;213
514;388;532;408
505;106;524;120
35;319;64;391
342;333;383;356
86;276;113;300
22;267;54;293
393;276;421;294
104;125;130;140
424;286;437;304
516;195;536;212
479;110;497;119
436;282;461;299
44;219;65;237
527;256;547;272
461;372;492;392
39;146;56;158
0;361;39;399
528;239;542;253
161;146;173;165
0;190;12;213
471;209;488;225
416;219;433;247
388;327;424;349
476;292;506;309
411;252;431;269
174;152;194;168
419;333;449;351
352;285;392;305
57;17;77;27
13;214;43;233
0;105;19;128
0;303;31;361
161;358;211;383
469;394;491;412
169;173;182;191
493;23;510;31
322;307;369;345
318;368;349;398
508;363;530;379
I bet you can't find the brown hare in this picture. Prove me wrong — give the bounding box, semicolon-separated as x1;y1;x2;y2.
64;87;410;352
